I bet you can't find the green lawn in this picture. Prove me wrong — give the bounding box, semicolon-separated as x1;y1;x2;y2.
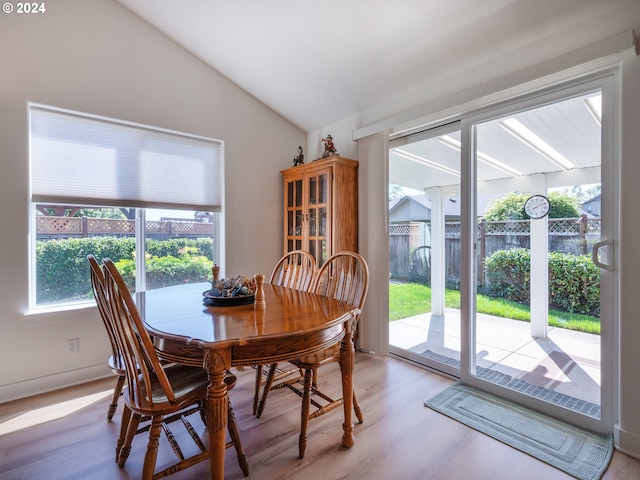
389;282;601;335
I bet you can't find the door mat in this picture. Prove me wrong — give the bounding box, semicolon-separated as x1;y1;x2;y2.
422;350;601;418
424;383;613;480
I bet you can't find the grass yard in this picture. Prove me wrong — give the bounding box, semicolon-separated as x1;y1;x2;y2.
389;282;601;335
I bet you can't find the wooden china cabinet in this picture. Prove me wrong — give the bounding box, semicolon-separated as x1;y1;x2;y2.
280;156;358;267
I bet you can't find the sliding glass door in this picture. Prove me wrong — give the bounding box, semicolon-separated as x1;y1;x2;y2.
388;123;462;377
464;80;614;432
389;75;616;432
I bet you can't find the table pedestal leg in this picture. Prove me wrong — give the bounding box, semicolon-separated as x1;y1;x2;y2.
204;350;229;480
340;319;356;448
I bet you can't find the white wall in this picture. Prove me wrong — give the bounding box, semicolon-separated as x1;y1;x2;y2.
0;0;305;401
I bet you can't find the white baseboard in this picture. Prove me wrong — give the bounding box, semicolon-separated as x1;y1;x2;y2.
0;365;112;403
614;423;640;460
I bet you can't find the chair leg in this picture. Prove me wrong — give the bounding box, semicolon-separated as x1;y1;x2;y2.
141;416;163;480
298;368;313;459
253;365;263;415
161;421;185;461
108;375;125;421
227;399;249;477
182;413;207;453
353;388;364;424
118;411;142;467
116;404;132;461
256;363;278;418
198;400;207;425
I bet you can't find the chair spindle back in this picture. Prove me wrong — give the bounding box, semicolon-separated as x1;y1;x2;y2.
102;258;176;406
269;250;316;292
312;251;369;312
87;254;124;370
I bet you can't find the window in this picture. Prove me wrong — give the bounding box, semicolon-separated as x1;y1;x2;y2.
29;105;223;310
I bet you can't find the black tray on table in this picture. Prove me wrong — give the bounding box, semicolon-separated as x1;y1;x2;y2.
203;289;255;306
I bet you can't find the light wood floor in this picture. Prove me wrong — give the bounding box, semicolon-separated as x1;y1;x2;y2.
1;353;639;480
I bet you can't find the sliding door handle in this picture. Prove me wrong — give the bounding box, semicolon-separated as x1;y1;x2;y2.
592;239;613;271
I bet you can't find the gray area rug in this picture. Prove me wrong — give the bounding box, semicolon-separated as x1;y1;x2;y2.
422;349;601;418
425;383;613;480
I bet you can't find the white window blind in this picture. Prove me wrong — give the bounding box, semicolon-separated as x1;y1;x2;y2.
29;105;223;211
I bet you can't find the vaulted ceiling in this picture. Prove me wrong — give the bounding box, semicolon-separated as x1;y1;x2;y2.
116;0;640;133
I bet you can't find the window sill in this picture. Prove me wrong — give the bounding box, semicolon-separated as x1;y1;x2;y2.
23;301;96;325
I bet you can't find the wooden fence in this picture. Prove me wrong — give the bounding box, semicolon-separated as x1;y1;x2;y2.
389;216;601;285
36;216;214;240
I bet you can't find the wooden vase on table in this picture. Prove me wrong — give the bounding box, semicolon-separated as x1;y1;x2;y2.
254;273;266;310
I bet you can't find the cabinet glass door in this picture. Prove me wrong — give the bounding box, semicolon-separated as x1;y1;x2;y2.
308;171;329;266
286;179;304;252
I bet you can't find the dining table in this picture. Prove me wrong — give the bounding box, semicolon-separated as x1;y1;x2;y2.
136;281;360;480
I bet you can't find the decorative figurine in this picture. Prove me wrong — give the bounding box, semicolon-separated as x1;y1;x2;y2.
321;134;338;158
293;146;304;166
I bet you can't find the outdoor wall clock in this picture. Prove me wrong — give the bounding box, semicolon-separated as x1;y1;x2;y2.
524;194;550;219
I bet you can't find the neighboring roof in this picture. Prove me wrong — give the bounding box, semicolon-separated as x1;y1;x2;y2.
581;193;601;205
389;194;503;222
580;193;601;217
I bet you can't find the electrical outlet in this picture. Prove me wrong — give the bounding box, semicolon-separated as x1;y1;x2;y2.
67;338;79;355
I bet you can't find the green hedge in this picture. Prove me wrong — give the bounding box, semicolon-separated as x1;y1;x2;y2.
483;248;600;316
114;253;212;292
483;248;531;303
548;251;600;316
35;237;214;303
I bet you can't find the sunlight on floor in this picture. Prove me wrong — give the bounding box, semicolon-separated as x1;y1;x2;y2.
0;389;112;436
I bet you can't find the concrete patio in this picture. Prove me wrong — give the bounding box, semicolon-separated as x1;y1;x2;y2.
389;309;601;408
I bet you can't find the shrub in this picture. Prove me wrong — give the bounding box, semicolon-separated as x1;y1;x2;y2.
35;236;213;303
36;237;135;303
115;253;212;291
547;191;580;218
484;191;579;221
548;251;600;315
483;248;530;303
484;193;531;221
146;238;214;259
483;248;600;315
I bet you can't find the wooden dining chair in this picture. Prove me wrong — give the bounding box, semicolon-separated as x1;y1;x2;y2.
264;251;369;458
253;250;317;417
90;254;210;463
87;254;127;421
102;258;249;479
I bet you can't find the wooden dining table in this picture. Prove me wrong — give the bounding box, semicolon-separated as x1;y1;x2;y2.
136;281;360;479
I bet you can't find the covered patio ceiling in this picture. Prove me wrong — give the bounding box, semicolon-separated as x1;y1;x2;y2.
389;90;602;195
